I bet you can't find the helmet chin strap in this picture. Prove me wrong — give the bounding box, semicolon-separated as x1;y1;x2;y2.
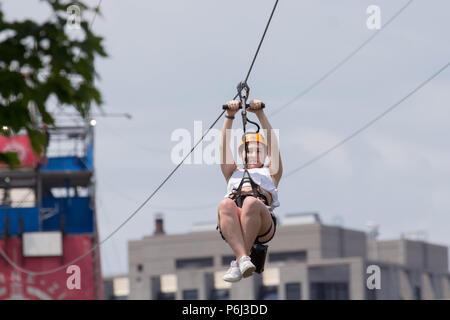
246;163;264;169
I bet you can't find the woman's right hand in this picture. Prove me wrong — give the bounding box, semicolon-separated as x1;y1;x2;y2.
225;100;240;117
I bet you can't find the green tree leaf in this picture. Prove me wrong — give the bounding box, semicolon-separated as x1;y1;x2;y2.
0;0;107;167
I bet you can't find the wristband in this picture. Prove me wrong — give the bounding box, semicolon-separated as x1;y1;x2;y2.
225;115;235;120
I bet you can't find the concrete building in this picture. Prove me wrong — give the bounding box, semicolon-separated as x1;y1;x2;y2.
128;213;450;300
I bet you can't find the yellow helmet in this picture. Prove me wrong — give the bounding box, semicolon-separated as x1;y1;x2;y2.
238;133;267;151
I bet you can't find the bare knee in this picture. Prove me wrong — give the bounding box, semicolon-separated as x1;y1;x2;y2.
218;199;238;218
241;197;262;218
242;196;261;210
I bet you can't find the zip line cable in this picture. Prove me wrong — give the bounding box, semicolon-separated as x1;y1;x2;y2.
285;60;450;178
74;0;411;212
96;183;126;276
0;0;280;275
94;0;413;212
1;111;226;275
101;180;219;211
244;0;279;84
270;0;414;117
135;59;450;207
0;0;105;276
89;0;103;28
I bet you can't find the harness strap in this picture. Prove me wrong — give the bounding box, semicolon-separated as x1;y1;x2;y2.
230;168;268;207
255;212;277;244
257;221;273;239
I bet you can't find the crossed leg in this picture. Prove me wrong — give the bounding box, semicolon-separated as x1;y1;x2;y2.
217;197;275;260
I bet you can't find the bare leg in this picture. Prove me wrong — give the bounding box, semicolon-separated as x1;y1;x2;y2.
240;197;273;255
218;199;247;260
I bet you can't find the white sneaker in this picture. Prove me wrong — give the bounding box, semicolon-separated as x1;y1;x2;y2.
222;260;242;283
239;256;256;278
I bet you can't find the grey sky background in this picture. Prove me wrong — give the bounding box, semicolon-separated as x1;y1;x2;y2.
3;0;450;277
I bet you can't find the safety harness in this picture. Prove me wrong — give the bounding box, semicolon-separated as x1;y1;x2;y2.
221;82;275;274
224;82;269;209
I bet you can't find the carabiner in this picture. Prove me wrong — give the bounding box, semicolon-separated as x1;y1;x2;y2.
237;81;250;102
237;82;250;130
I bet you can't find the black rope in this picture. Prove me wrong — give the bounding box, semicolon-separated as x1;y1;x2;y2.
285;60;450;178
244;0;280;84
270;0;414;117
0;0;281;276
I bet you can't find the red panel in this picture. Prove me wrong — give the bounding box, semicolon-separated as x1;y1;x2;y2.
0;135;42;167
0;235;102;300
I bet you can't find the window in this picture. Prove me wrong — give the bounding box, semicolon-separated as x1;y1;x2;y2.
158;292;176;300
137;264;143;272
366;287;377;300
183;289;198;300
176;257;213;269
152;275;177;300
414;286;421;300
269;251;307;263
221;255;235;266
285;282;301;300
259;285;278;300
210;289;230;300
309;282;349;300
160;274;177;293
262;268;280;286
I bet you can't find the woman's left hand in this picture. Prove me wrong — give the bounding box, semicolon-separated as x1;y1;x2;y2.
247;99;264;114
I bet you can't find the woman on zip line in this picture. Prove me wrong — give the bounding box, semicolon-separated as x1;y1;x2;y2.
217;99;283;282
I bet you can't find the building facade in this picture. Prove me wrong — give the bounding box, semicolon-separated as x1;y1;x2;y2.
128;214;450;300
1;123;103;300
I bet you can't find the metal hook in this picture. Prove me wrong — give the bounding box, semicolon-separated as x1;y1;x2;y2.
237;82;250;101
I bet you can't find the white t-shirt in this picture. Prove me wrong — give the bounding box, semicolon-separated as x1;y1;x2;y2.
224;167;280;210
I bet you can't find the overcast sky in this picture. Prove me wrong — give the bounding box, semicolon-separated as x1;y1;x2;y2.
3;0;450;277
